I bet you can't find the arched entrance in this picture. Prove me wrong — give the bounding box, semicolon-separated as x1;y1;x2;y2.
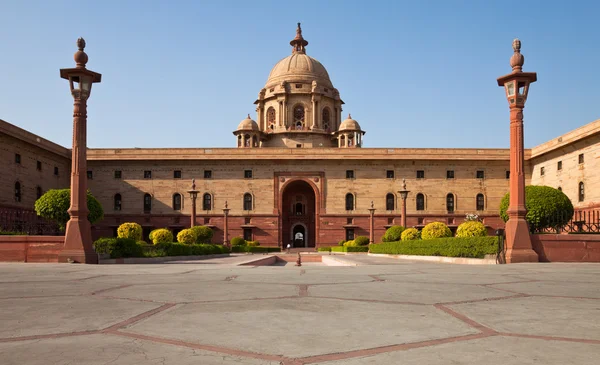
281;180;316;248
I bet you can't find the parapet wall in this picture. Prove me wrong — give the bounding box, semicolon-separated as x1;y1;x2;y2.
0;236;64;262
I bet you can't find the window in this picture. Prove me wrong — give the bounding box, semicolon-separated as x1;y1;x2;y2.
114;170;122;179
345;193;354;211
36;161;42;171
416;170;424;179
267;107;276;126
346;170;354;179
322;107;331;130
557;161;562;171
506;171;510;179
345;228;355;242
416;193;425;211
476;170;485;179
36;186;43;200
386;170;394;179
245;217;251;224
203;193;211;210
579;182;585;202
295;202;303;215
446;193;455;212
476;193;485;211
295;84;302;89
293;105;305;127
173;193;182;211
296;144;302;148
540;167;545;176
244;170;253;179
243;228;253;241
174;170;182;179
204;170;212;179
114;194;122;211
243;193;253;211
347;217;353;225
447;170;454;179
15;182;21;202
579;153;584;164
15;153;21;164
144;170;152;179
143;193;152;212
386;193;395;210
204;217;211;224
87;171;93;179
54;166;59;176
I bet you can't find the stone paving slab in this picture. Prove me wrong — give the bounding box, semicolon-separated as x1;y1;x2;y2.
123;297;478;358
0;280;122;298
489;280;600;298
378;272;534;285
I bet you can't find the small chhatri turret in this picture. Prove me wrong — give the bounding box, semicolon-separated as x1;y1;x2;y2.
290;22;309;54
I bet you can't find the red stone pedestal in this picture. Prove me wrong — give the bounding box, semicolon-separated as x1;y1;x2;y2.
504;214;538;263
58;218;98;264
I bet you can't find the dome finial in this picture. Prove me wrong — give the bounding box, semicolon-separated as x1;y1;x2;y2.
247;113;251;119
348;113;352;119
290;22;308;54
510;38;524;72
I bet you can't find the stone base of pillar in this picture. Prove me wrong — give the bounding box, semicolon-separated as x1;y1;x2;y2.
505;217;538;263
59;217;98;264
58;249;98;264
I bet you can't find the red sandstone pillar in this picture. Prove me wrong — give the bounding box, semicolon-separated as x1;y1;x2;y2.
368;201;375;244
497;39;538;263
398;179;410;228
188;180;199;228
223;201;230;246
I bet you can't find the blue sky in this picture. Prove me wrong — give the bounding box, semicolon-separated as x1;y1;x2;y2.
0;0;598;149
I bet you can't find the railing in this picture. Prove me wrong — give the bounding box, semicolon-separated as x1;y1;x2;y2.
533;210;600;234
0;207;61;236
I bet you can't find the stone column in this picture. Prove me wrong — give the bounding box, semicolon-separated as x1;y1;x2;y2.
400;195;407;228
368;201;376;244
223;201;230;246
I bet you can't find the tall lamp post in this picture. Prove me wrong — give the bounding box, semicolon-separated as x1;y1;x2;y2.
398;178;410;228
497;39;538;263
58;38;102;264
368;201;375;244
222;201;230;246
187;179;199;228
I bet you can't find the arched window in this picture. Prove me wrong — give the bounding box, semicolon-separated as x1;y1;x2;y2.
294;105;305;127
203;193;212;210
340;135;345;147
143;193;152;212
237;135;242;147
446;193;455;212
345;193;354;211
347;134;354;147
173;193;182;211
36;186;43;200
295;202;303;215
244;134;251;147
476;193;485;211
322;107;331;130
243;193;253;211
386;193;395;211
14;182;21;202
114;193;122;211
579;182;585;202
267;107;276;127
416;193;425;211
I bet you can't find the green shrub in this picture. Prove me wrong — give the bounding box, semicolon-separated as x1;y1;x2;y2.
331;246;369;253
354;236;370;246
421;222;452;240
343;240;357;247
230;237;246;246
500;185;574;232
382;225;405;242
150;228;173;245
246;240;260;247
369;236;498;258
34;189;104;231
117;223;143;241
338;240;346;246
317;247;331;252
401;228;421;241
456;221;487;238
93;237;144;258
0;230;27;235
230;246;280;253
177;228;197;244
190;225;213;244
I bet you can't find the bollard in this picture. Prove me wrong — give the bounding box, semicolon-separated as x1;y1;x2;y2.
296;252;302;267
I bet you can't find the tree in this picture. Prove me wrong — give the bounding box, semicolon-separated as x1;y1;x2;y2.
34;189;104;231
499;185;574;232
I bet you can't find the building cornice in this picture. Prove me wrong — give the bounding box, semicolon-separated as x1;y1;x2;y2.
0;119;71;159
531;119;600;159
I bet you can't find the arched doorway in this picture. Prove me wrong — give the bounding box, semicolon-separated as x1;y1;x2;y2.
281;180;316;248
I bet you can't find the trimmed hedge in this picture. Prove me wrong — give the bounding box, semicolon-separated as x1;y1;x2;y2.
230;237;246;246
421;222;452;240
190;225;213;244
369;236;499;258
332;246;369;253
247;240;260;247
456;221;487;238
382;225;405;242
177;228;197;244
317;247;332;252
117;223;143;241
93;237;144;258
354;236;370;246
154;242;229;256
230;246;280;253
401;228;421;241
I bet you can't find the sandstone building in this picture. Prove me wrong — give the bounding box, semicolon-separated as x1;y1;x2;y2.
1;25;598;247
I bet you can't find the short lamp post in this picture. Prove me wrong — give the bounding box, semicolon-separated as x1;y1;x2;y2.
187;179;199;228
496;39;538;263
58;38;102;264
398;178;410;228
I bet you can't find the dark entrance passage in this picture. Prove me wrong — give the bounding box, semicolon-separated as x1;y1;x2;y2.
281;180;316;248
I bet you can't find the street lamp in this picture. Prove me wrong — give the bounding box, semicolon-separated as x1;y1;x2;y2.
496;39;538;263
368;201;376;244
187;179;199;228
58;38;102;264
397;178;410;228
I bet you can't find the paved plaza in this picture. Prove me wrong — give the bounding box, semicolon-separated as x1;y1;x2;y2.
0;254;599;364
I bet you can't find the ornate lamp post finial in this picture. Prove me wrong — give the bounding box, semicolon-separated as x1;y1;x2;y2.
510;38;525;72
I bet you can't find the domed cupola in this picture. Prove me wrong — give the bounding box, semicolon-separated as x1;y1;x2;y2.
233;114;263;148
336;114;365;148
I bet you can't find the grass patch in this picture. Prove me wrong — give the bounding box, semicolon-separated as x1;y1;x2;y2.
368;236;498;259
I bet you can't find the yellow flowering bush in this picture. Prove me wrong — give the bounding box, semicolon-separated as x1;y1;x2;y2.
456;221;487;238
177;228;197;244
421;222;452;240
117;222;142;241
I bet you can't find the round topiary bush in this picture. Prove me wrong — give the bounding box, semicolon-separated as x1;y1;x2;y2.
456;221;487;238
382;225;405;242
499;185;574;232
117;222;143;241
246;240;260;247
34;189;104;231
354;236;370;246
150;228;174;245
190;225;213;244
343;240;358;247
401;228;421;241
177;228;197;244
230;237;246;246
338;240;346;246
421;222;452;240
